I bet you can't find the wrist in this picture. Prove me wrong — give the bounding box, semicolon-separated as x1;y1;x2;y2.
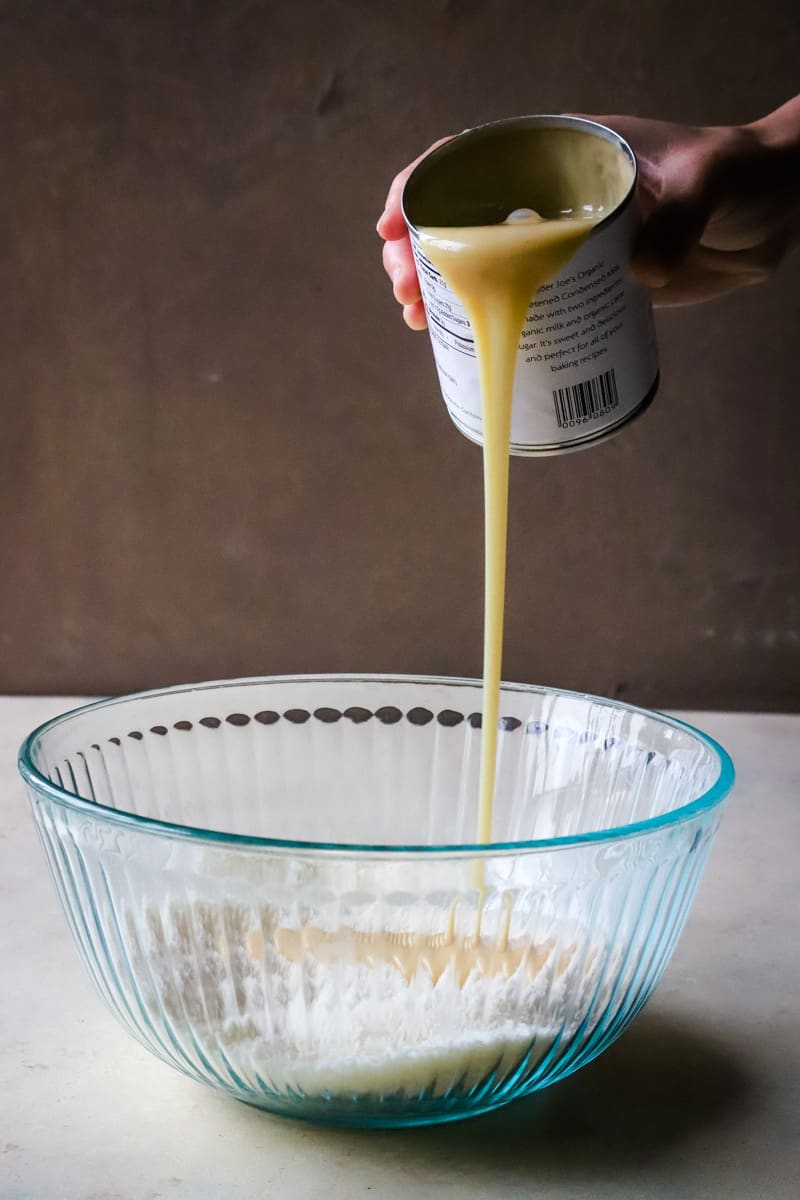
746;96;800;159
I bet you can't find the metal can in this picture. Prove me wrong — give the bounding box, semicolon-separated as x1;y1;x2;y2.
402;115;659;455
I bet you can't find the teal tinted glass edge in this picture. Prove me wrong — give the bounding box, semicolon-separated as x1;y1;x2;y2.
18;674;736;857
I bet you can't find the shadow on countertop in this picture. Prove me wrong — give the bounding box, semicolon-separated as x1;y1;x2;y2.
225;1009;755;1188
398;1010;753;1175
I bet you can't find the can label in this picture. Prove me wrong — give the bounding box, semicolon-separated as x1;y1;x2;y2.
409;189;659;454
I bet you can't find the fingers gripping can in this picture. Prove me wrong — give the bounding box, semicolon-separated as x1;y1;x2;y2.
402;115;660;455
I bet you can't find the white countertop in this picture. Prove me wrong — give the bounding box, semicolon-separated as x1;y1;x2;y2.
2;697;798;1200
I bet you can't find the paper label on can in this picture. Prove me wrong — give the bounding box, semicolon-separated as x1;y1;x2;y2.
410;201;659;451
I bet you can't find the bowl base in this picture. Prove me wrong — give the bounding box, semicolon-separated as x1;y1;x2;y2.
237;1091;522;1129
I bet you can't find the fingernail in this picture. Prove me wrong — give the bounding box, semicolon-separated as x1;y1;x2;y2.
376;211;387;235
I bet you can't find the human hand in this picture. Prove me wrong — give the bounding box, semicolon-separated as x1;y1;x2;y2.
593;101;800;305
376;98;800;325
376;137;452;330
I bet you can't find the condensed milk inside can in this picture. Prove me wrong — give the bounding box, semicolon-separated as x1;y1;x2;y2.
402;115;660;454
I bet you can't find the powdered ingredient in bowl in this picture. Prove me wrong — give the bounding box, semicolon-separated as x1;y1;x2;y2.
124;898;614;1099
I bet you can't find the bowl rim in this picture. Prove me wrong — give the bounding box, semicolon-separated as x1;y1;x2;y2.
18;673;735;857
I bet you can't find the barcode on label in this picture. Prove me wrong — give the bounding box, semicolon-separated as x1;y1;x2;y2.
553;367;619;429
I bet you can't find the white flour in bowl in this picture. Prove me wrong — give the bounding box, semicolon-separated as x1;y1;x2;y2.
123;899;613;1099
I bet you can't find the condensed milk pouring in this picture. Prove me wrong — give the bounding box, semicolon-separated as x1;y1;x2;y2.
402;116;659;851
402;115;659;456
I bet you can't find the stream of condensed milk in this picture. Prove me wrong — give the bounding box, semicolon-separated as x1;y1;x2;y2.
273;181;616;985
270;215;602;981
417;209;600;847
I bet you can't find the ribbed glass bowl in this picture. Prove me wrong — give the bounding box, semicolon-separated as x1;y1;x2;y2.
19;675;733;1127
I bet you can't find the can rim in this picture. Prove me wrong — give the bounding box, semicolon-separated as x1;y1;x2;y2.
401;113;638;235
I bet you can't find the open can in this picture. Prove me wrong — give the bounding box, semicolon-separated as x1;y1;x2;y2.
402;115;660;455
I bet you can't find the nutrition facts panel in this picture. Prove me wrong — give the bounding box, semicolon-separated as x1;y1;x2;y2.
415;252;476;357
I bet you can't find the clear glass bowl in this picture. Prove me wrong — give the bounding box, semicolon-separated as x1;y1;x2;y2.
19;675;734;1127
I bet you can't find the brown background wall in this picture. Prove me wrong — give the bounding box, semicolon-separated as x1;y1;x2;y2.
0;0;798;708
